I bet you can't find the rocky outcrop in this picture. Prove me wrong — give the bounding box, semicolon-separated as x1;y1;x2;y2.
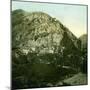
12;9;80;55
12;9;85;89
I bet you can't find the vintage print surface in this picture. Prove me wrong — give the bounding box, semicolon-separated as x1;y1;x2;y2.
12;0;88;89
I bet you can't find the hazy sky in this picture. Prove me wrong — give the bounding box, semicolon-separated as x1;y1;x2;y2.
12;1;87;38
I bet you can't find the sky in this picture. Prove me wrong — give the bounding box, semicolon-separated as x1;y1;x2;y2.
12;1;87;38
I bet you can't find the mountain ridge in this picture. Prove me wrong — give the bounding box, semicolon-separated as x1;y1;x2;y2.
12;9;80;54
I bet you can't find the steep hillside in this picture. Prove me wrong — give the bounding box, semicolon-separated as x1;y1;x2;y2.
12;9;85;89
79;34;87;74
12;9;80;54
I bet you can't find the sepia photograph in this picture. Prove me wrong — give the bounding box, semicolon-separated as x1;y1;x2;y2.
12;0;88;89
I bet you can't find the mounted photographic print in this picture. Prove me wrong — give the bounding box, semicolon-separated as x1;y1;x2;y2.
12;0;88;89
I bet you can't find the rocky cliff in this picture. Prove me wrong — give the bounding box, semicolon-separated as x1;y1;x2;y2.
12;9;86;89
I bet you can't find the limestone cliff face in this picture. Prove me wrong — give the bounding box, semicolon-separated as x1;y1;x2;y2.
12;9;80;55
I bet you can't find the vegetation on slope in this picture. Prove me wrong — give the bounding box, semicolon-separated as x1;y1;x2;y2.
12;9;87;89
